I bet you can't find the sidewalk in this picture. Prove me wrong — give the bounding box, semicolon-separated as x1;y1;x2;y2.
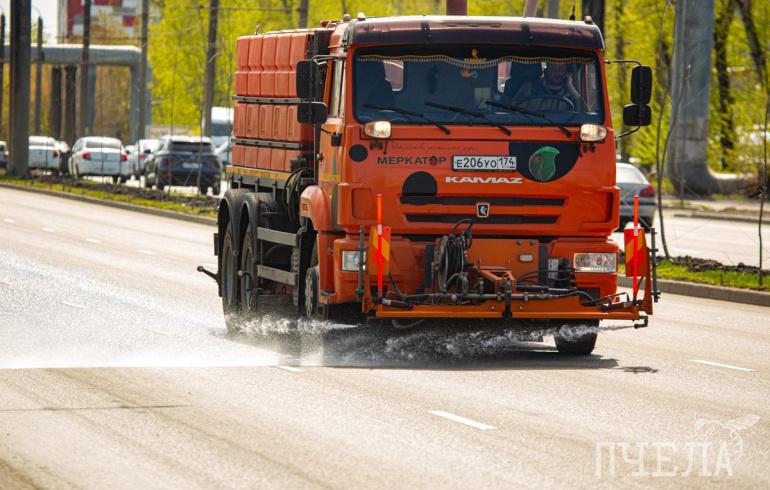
661;196;769;224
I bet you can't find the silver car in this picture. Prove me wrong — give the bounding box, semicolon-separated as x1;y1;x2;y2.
616;162;656;230
28;136;61;172
69;136;128;183
128;138;159;178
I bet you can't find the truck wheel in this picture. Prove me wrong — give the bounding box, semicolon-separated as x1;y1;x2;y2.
155;174;165;191
554;321;599;355
221;224;241;332
199;184;209;196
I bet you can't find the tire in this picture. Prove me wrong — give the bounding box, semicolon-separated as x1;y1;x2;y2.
155;173;165;191
212;183;221;196
199;184;209;196
221;224;241;333
554;321;599;355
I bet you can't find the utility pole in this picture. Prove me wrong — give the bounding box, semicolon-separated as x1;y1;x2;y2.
137;0;149;141
9;0;31;177
0;14;6;140
202;0;219;137
581;0;605;34
34;16;42;135
79;0;91;137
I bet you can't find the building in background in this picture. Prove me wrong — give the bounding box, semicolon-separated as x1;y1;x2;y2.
58;0;138;41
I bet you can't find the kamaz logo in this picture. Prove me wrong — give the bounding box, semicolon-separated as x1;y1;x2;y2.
445;176;523;184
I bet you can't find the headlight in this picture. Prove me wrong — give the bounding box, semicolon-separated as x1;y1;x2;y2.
579;124;607;142
341;250;365;272
364;121;392;139
573;252;617;273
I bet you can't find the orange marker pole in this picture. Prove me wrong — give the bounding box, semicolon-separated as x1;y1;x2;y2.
376;194;383;298
633;195;639;300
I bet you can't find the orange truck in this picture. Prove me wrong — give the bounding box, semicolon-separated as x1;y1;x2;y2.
199;14;660;355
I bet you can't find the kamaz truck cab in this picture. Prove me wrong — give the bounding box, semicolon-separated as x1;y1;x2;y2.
205;15;658;355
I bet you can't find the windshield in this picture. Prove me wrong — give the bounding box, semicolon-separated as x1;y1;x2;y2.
354;46;603;127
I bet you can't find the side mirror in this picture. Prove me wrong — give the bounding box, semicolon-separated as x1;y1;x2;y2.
296;60;313;100
297;101;327;125
630;65;652;104
623;104;652;127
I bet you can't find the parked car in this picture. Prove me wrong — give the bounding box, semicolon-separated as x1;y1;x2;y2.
29;136;61;173
616;162;656;230
128;138;159;178
0;141;7;169
69;136;129;183
56;140;72;176
144;136;221;194
214;138;232;167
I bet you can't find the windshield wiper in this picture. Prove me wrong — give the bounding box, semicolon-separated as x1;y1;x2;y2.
485;100;572;138
424;101;511;136
363;103;450;134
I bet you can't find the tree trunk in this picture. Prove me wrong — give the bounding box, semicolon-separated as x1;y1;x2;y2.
734;0;768;92
714;0;736;170
614;0;630;161
297;0;309;29
581;0;605;34
667;0;750;195
546;0;560;18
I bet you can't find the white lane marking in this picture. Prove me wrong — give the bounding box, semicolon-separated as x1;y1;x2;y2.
3;218;15;223
690;359;755;372
0;280;12;287
42;227;55;233
86;238;102;244
276;365;304;373
428;410;497;430
137;249;157;255
60;300;86;309
142;327;171;337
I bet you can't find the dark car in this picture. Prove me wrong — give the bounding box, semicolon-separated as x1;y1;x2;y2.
616;162;656;230
144;136;222;195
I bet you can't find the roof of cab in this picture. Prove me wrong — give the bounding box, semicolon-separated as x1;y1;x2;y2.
341;15;603;50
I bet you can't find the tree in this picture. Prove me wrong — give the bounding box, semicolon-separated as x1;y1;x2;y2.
667;0;749;195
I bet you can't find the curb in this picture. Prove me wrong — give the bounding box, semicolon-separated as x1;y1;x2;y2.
0;182;217;226
618;276;770;307
670;211;769;225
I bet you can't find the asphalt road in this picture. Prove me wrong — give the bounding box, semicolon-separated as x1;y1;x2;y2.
1;187;768;489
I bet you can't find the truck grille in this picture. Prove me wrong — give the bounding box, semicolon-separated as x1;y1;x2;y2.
405;214;558;225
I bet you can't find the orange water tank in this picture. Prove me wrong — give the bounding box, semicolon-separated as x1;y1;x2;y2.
246;105;260;139
271;148;287;171
257;147;272;170
260;35;278;97
244;146;258;169
288;33;308;98
234;36;251;96
258;105;272;139
233;103;247;138
272;105;288;141
275;34;293;98
232;144;246;166
247;36;263;96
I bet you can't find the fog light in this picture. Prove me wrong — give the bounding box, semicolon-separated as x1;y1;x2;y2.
342;250;365;272
579;124;607;142
573;252;617;273
364;121;392;139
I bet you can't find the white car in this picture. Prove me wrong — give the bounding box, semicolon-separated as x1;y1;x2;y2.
69;136;129;183
128;138;159;178
28;136;61;173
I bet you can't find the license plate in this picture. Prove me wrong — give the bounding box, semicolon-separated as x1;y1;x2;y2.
183;162;201;169
452;155;517;171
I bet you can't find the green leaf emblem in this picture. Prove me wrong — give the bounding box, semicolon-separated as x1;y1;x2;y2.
528;146;559;182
